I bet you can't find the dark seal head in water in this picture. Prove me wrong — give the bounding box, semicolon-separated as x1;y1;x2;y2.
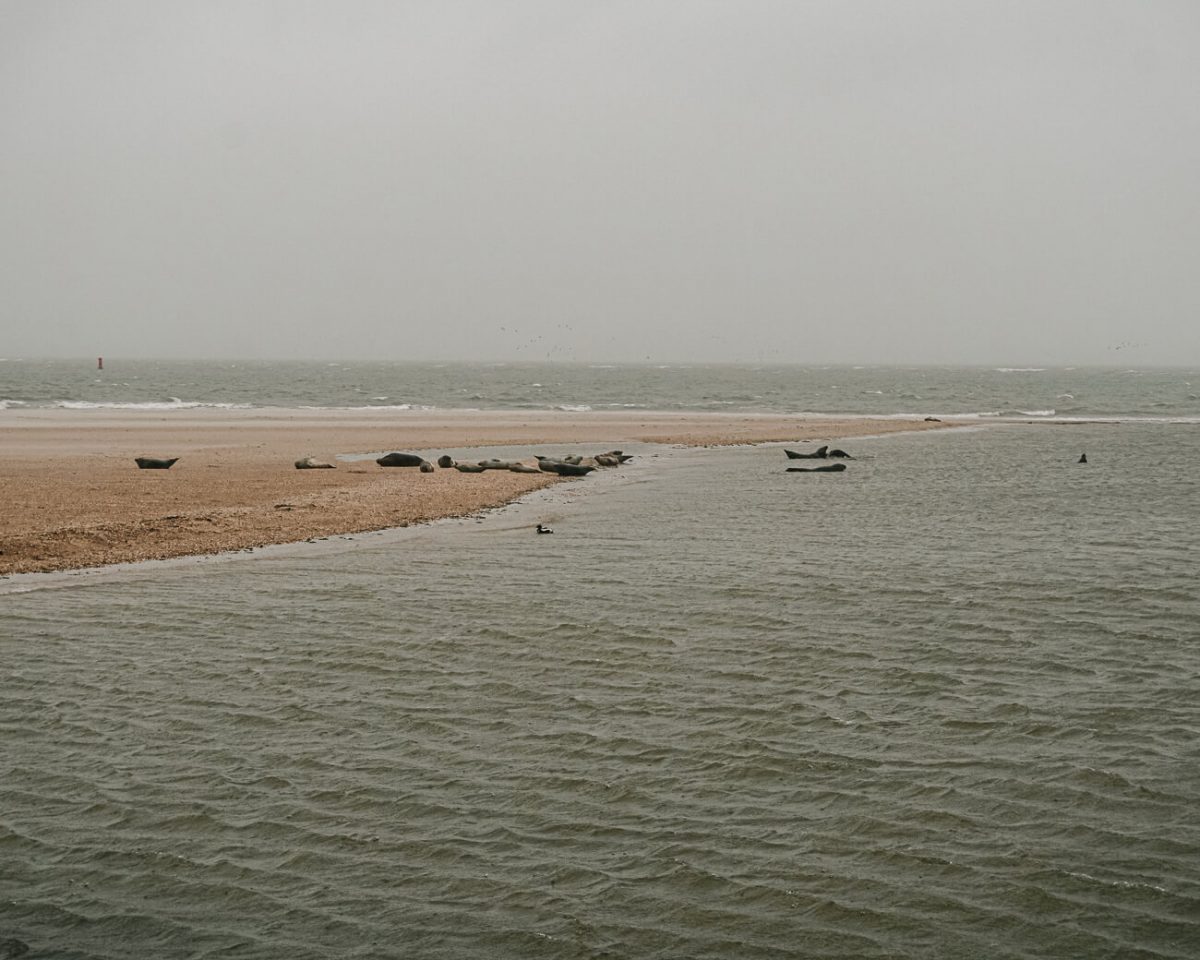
135;457;179;470
376;452;426;467
1078;453;1088;464
786;462;847;473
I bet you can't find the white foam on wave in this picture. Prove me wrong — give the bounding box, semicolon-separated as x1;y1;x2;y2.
346;403;436;411
971;408;1056;418
53;399;253;411
556;404;593;412
957;411;1200;424
0;399;27;409
995;367;1046;373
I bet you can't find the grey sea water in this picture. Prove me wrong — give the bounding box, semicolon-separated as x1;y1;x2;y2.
2;359;1200;420
3;422;1198;958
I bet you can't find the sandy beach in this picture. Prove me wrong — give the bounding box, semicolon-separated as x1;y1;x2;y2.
1;408;948;574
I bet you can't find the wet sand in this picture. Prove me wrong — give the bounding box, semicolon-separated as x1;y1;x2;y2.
1;408;948;574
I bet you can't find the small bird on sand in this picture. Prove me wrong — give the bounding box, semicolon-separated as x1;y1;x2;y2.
536;524;554;534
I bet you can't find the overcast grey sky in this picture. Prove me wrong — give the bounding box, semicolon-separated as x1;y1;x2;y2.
2;1;1198;364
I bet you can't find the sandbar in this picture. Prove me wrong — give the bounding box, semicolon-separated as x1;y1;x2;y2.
1;408;948;574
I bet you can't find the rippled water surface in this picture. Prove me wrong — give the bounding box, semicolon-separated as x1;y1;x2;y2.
3;424;1199;958
3;358;1200;419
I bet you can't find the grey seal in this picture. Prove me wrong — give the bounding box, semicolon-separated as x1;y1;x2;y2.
1078;453;1088;463
294;456;335;469
436;455;455;468
477;459;520;470
535;457;595;476
376;452;426;467
547;462;595;477
135;457;179;470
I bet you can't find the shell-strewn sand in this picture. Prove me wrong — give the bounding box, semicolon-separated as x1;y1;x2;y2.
1;409;948;574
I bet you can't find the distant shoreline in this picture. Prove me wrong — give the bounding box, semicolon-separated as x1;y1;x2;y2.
0;409;950;575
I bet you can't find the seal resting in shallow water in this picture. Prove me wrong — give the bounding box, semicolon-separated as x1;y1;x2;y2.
536;457;595;476
784;446;828;459
135;457;178;469
376;452;426;467
787;463;847;473
294;456;335;469
827;449;854;459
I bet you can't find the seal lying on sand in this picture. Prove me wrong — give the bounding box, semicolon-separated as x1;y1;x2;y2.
784;446;828;459
376;452;426;467
294;456;336;469
786;462;847;473
135;457;179;469
477;459;522;470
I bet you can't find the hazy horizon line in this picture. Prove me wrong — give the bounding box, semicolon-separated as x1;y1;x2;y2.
3;356;1194;371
